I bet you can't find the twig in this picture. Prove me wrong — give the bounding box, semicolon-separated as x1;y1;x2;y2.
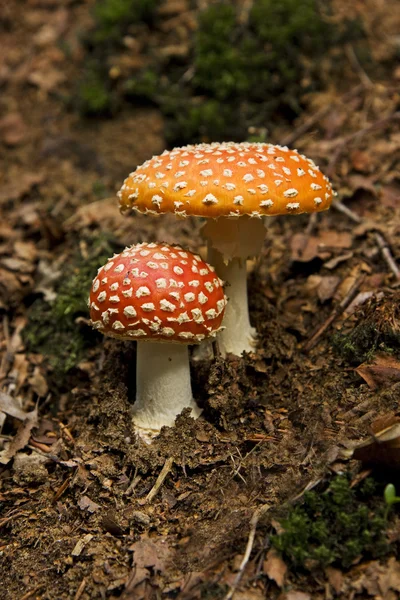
332;199;361;223
281;84;364;147
53;475;73;503
145;456;174;503
125;472;141;496
345;44;373;87
305;212;318;236
74;578;87;600
281;105;332;147
303;274;366;352
0;511;29;528
333;200;400;281
326;112;400;178
374;232;400;282
0;315;10;380
224;503;270;600
19;588;41;600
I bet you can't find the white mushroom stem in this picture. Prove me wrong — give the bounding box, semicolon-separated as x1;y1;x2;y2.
202;216;267;357
133;341;201;440
207;247;256;356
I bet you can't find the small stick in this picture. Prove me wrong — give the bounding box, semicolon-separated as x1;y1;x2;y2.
333;201;400;281
59;421;75;442
145;456;174;503
0;315;10;380
125;474;141;496
281;105;331;147
374;232;400;282
19;588;41;600
332;199;361;223
224;503;270;600
74;578;87;600
326;112;400;178
303;275;365;352
53;475;73;503
0;511;29;528
345;44;373;87
281;84;364;147
29;439;52;453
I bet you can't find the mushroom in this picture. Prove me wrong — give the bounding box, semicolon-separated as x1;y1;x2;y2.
118;142;334;356
89;242;227;441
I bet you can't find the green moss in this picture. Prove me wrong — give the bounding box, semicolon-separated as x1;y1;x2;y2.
76;0;365;139
165;99;240;145
251;0;329;51
271;476;389;570
76;61;114;116
23;233;122;384
124;68;160;102
23;301;90;376
160;0;363;143
92;0;158;43
332;295;400;365
193;4;256;101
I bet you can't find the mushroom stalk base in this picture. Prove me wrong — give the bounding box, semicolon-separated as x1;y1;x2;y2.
208;247;257;357
133;341;201;442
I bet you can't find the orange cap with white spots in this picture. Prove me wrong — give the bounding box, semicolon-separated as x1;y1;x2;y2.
118;142;334;219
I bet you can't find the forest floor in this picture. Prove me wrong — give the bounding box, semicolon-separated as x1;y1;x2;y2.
1;1;400;599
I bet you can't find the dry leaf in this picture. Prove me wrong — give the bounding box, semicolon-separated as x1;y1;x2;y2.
346;291;380;315
317;276;340;303
14;240;38;262
0;112;27;146
324;251;353;270
263;548;287;587
78;495;101;513
0;172;44;205
284;591;311;600
28;367;49;397
10;354;30;393
290;233;330;263
123;567;149;596
319;230;353;249
325;566;344;594
381;182;400;209
356;354;400;390
71;533;94;557
352;413;400;466
0;404;38;464
378;557;400;596
28;68;66;92
63;197;125;231
0;392;28;421
129;537;171;573
350;151;374;173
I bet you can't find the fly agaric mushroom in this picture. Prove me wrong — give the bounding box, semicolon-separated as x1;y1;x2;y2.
89;242;226;441
118;142;334;356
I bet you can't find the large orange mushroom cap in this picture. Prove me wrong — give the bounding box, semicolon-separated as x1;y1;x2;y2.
118;142;334;219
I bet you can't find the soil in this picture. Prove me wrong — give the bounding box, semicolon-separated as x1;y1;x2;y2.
1;1;400;599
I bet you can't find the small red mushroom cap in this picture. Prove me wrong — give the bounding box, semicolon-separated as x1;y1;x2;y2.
89;243;227;343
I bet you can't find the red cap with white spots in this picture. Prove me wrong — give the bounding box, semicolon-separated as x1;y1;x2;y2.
89;243;227;343
118;142;334;219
